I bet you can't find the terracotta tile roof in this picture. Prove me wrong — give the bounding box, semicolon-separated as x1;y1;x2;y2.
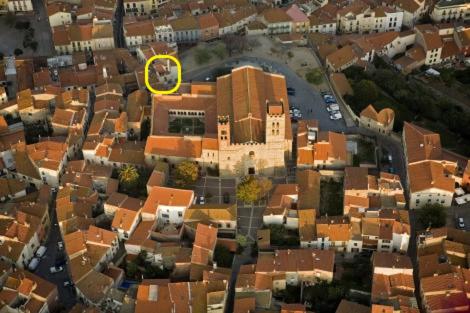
124;20;156;37
394;0;420;13
191;223;217;265
256;249;335;274
408;160;455;193
330;73;353;97
262;8;292;23
286;5;309;23
373;252;412;269
145;135;203;158
217;66;292;143
170;15;199;31
281;303;307;313
360;105;394;127
326;45;358;70
297;170;321;210
298;209;316;242
198;13;219;29
415;24;443;51
372;273;415;300
184;204;237;222
402;122;441;163
371;304;394;313
335;300;370;313
317;216;351;241
344;167;369;190
112;208;140;231
142;186;193;216
234;296;256;313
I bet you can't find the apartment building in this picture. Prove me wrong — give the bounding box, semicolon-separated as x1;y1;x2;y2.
255;249;335;291
286;4;310;33
343;168;405;215
431;0;470;23
337;2;403;34
13;140;69;187
52;21;115;55
47;2;72;27
414;24;443;65
417;227;470;313
259;8;293;35
371;252;416;308
297;120;348;169
393;0;427;27
135;279;228;313
403;122;457;209
309;4;338;34
123;20;156;49
141;186;194;223
7;0;32;13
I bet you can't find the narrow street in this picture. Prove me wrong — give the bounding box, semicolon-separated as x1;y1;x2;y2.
34;192;77;310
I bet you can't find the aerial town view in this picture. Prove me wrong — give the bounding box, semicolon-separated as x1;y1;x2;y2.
0;0;469;311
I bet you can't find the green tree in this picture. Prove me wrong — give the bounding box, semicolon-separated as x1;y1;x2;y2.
174;161;198;187
212;43;227;60
14;48;23;56
236;176;261;203
236;234;248;248
287;51;294;59
119;164;140;191
305;69;323;85
194;48;212;65
417;203;447;229
258;177;272;199
214;245;233;267
267;224;287;246
353;79;379;105
126;262;139;279
140;118;151;140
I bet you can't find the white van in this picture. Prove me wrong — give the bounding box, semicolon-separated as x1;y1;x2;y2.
36;246;47;258
28;258;40;271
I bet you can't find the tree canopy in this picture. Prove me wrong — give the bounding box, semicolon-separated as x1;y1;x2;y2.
119;164;140;191
417;203;447;229
174;161;199;187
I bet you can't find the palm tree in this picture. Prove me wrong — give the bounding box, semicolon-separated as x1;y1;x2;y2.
119;164;139;190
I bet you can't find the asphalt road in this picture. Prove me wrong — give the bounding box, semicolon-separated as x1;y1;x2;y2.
33;192;77;310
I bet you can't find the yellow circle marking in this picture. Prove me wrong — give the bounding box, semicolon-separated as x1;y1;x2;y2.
144;54;182;95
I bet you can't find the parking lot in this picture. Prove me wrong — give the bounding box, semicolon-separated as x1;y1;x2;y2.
237;205;265;241
190;176;237;205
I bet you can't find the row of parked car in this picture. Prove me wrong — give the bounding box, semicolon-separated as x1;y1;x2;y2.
28;241;66;276
321;91;343;120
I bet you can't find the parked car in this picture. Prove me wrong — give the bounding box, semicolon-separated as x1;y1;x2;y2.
64;280;74;287
458;217;465;229
329;112;343;120
36;246;47;258
57;241;64;250
327;104;340;112
287;87;296;96
50;266;64;274
198;196;205;205
28;258;40;271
